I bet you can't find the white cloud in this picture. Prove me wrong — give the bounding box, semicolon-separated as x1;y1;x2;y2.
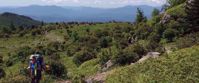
40;0;166;7
41;0;79;3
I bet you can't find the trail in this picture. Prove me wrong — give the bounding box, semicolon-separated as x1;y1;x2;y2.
56;52;162;83
85;71;112;83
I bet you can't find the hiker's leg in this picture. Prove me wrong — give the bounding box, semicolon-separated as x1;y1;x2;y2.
36;79;40;83
31;78;35;83
36;70;42;83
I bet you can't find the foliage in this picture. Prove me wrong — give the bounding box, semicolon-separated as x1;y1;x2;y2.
47;60;67;78
73;48;96;65
98;46;120;65
99;36;112;48
175;33;199;49
152;8;160;17
164;0;186;10
163;28;178;42
135;8;147;23
112;44;145;65
106;46;199;83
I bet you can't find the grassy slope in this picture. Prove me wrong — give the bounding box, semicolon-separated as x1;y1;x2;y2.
166;4;186;17
106;4;199;83
106;46;199;83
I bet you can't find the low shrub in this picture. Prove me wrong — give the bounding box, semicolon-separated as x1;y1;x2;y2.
47;61;67;78
73;49;95;65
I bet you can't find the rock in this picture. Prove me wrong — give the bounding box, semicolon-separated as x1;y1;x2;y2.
102;60;113;71
137;52;160;63
160;13;172;24
147;52;160;58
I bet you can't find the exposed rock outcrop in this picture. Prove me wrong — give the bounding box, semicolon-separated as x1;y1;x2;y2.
185;0;199;26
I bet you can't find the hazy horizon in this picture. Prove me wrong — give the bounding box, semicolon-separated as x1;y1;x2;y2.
0;0;166;8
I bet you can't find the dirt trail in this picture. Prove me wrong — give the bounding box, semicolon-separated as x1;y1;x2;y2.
56;80;72;83
58;52;161;83
86;71;112;83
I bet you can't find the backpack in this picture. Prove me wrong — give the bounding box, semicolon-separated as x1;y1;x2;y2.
29;54;43;77
35;54;43;70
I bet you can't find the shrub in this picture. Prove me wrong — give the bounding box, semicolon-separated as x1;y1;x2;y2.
134;23;152;40
112;44;143;65
100;36;112;48
175;33;199;49
6;59;14;67
66;45;80;57
47;42;64;51
98;46;120;65
73;49;95;65
112;51;139;65
17;46;34;62
131;43;146;56
163;28;178;42
47;61;67;78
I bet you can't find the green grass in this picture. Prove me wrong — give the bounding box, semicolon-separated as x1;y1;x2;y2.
166;4;186;17
70;23;132;35
60;53;100;80
106;46;199;83
78;59;100;77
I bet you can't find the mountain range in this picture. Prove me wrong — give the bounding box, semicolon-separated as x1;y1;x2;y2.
0;5;160;22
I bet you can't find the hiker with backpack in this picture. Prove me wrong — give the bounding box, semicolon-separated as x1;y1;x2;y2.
28;52;45;83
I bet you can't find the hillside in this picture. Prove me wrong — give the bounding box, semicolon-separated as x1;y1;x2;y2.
0;12;41;28
0;5;159;22
0;0;199;83
106;45;199;83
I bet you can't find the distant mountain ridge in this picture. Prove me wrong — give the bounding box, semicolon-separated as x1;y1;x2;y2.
0;12;41;28
0;5;161;22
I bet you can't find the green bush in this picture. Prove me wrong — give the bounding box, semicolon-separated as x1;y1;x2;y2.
98;46;120;65
73;49;95;65
16;46;34;62
112;51;138;65
100;36;112;48
47;61;67;78
47;42;64;51
131;43;146;56
112;44;142;65
163;28;178;42
175;33;199;49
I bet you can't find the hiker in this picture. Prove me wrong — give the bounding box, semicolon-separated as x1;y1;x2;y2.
28;52;45;83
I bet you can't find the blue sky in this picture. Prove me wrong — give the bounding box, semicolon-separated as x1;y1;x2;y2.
0;0;166;8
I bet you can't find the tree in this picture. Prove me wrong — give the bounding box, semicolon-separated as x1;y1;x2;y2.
152;8;160;17
185;0;199;26
135;8;147;23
